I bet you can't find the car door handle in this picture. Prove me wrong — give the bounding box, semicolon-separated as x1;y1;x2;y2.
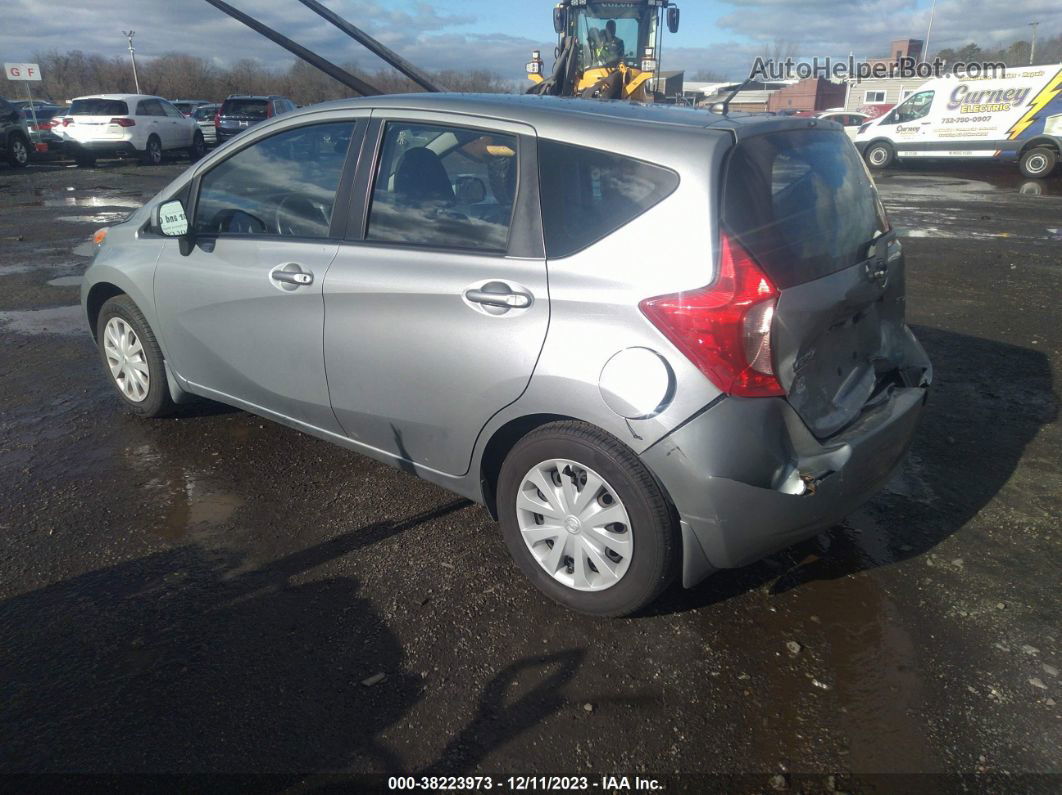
271;270;313;286
465;288;532;309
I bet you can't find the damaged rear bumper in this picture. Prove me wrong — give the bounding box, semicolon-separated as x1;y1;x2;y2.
641;381;930;588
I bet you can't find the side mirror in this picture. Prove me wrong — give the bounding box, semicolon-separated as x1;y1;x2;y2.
553;6;566;34
667;6;680;33
156;199;194;255
454;175;487;204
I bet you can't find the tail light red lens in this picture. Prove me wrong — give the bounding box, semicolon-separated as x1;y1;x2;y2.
62;117;73;126
110;117;136;127
639;233;784;398
214;110;221;128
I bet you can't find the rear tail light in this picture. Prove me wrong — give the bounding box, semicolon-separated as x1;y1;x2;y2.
110;117;136;127
62;117;73;126
639;233;784;397
214;110;221;128
266;103;274;118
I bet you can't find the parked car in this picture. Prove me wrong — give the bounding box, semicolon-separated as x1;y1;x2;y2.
59;94;205;167
20;105;68;153
171;99;213;117
816;110;870;139
214;95;296;144
0;96;32;167
81;94;932;616
11;98;59;111
192;103;220;146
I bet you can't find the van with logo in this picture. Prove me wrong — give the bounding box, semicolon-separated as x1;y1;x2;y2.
854;64;1062;178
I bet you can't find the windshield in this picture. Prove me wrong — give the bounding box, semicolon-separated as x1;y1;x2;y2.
574;2;650;70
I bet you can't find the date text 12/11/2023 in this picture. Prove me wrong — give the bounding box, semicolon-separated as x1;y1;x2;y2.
387;775;665;791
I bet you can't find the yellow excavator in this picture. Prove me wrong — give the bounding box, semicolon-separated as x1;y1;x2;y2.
527;0;681;101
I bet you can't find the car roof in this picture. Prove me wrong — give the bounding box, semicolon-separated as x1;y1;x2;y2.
287;92;832;141
70;94;166;102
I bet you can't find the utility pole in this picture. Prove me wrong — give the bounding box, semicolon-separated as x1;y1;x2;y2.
123;30;141;93
922;0;936;64
1029;21;1039;65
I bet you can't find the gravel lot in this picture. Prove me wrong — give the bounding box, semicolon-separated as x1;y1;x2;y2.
1;154;1060;788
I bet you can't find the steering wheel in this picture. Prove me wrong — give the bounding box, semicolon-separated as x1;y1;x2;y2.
275;194;330;237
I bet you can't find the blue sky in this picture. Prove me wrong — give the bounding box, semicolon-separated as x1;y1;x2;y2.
3;0;1059;82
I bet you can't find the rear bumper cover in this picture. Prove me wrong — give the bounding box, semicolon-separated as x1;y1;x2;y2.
69;140;139;155
641;382;929;587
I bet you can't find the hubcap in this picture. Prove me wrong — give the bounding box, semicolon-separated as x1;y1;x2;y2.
14;140;27;163
870;148;886;165
516;459;632;592
1027;155;1046;173
103;317;150;403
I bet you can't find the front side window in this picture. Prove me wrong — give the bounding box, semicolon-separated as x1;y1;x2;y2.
160;101;183;119
366;121;518;252
195;121;355;238
537;140;679;259
891;90;934;123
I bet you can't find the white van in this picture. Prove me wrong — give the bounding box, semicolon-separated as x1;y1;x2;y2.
854;64;1062;178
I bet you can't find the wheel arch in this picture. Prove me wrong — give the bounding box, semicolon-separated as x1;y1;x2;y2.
1018;135;1061;156
479;413;573;519
85;281;127;341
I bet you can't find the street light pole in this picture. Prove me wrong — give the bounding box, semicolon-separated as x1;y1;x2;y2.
922;0;937;64
123;30;141;93
1029;21;1039;65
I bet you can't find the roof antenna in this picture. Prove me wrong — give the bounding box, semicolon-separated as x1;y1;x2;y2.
712;77;755;115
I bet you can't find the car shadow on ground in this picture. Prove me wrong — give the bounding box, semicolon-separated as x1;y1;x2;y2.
0;495;591;775
649;325;1058;615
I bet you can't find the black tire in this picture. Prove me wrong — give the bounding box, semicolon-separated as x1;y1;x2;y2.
7;133;30;167
143;135;163;166
497;421;678;617
864;140;895;169
187;130;206;162
1019;147;1057;179
74;148;96;168
96;295;176;418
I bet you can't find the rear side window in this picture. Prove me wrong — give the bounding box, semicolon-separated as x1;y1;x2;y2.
222;99;268;119
538;140;679;259
366;121;518;252
69;99;129;116
722;129;887;289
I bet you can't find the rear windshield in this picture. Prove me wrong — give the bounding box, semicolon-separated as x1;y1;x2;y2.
722;129;887;289
69;99;129;116
192;106;217;120
222;99;268;119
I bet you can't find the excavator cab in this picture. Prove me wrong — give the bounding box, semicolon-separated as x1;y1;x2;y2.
528;0;680;101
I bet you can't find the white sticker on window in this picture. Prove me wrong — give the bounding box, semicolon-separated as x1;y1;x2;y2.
158;201;188;236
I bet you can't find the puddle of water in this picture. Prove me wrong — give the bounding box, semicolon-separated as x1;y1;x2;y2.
42;196;143;209
47;275;83;287
0;305;84;335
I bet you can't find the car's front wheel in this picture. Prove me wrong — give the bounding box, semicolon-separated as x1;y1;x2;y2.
96;295;175;418
497;421;678;616
864;141;895;169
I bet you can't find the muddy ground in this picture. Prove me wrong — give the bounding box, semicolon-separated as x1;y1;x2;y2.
1;154;1060;790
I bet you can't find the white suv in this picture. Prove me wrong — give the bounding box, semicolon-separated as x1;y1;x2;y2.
59;94;205;167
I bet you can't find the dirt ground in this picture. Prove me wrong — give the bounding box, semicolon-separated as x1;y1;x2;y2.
1;153;1060;790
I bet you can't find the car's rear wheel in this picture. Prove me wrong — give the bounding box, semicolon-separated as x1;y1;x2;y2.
864;141;895;169
1019;147;1058;179
143;135;163;166
8;133;30;167
187;130;206;161
96;295;175;418
497;421;678;617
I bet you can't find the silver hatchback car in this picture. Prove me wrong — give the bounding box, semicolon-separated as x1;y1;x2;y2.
83;94;932;616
